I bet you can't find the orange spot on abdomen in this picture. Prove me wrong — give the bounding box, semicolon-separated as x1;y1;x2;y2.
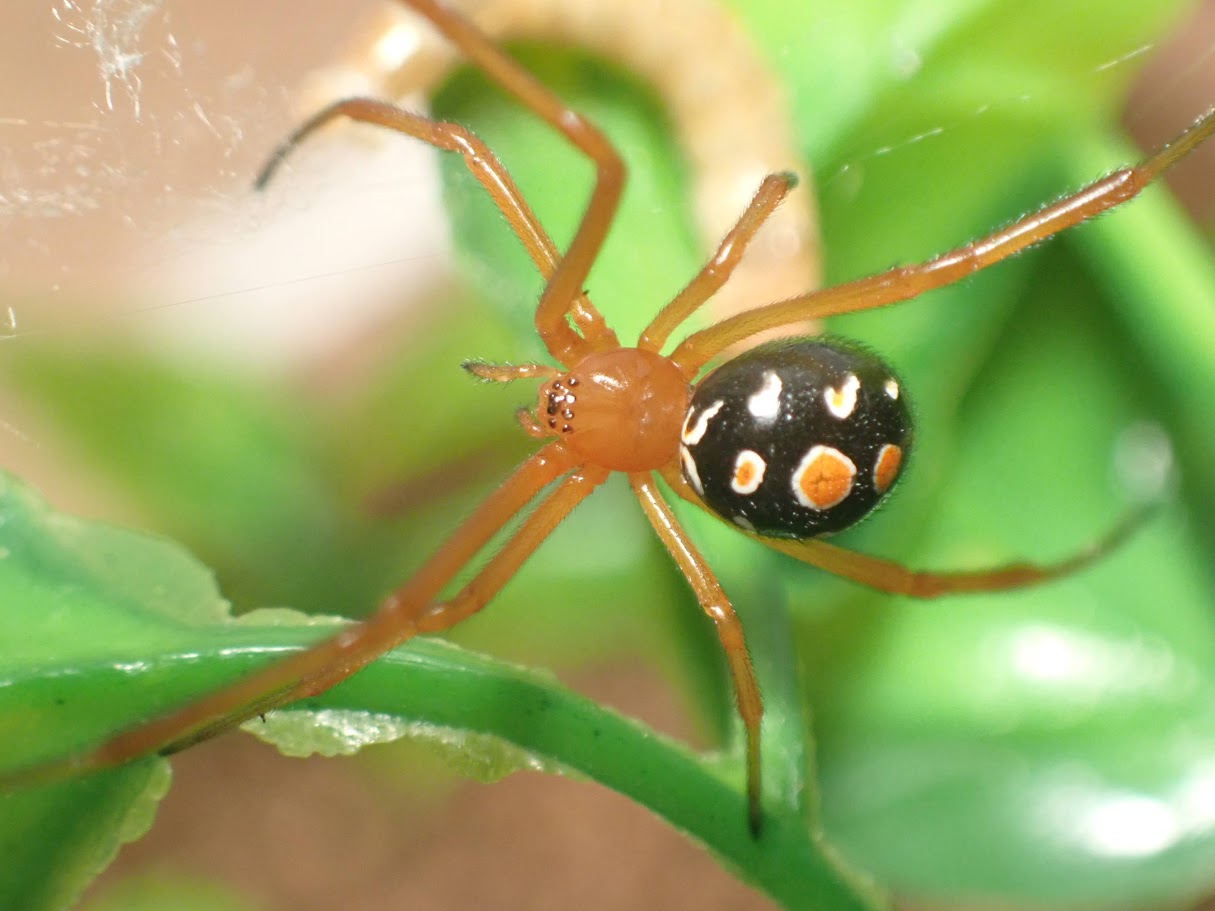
874;444;903;494
792;446;855;510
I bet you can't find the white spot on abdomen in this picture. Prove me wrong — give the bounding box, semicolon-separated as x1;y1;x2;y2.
680;445;704;495
747;370;782;422
682;399;724;446
824;374;861;419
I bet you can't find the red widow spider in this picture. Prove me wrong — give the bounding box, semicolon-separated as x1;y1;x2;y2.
18;0;1215;837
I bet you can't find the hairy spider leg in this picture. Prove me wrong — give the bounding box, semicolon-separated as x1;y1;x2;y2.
12;445;595;786
765;513;1147;596
630;474;764;835
671;105;1215;371
639;171;799;355
658;463;1147;596
462;361;563;382
454;170;802;377
254;96;618;356
400;0;624;365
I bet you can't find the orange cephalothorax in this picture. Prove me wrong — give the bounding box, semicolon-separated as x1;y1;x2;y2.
538;347;691;472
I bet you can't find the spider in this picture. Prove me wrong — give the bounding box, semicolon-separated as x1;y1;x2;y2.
16;0;1215;838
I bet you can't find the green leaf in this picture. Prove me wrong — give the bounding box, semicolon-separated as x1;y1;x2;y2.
0;473;873;910
0;767;167;911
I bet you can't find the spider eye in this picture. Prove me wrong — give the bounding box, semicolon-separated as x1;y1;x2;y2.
680;338;912;539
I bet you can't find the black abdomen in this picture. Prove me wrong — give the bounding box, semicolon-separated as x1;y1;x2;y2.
679;338;912;538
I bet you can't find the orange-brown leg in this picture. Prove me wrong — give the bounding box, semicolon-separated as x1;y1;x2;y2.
461;361;561;383
512;407;549;439
671;106;1215;371
629;472;764;837
271;461;608;696
415;464;609;632
639;172;798;355
18;444;582;786
255;97;617;358
659;462;1146;597
760;512;1146;597
398;0;625;365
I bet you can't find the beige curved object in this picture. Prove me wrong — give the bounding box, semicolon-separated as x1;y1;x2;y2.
304;0;820;328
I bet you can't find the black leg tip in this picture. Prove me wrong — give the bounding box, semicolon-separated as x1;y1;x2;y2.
748;805;764;840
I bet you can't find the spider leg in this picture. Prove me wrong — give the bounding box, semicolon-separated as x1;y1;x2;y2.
756;512;1147;597
398;0;625;365
671;106;1215;372
414;464;609;633
639;172;798;356
461;360;561;383
629;473;764;837
255;97;616;355
11;444;581;787
513;407;548;439
659;463;1148;597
